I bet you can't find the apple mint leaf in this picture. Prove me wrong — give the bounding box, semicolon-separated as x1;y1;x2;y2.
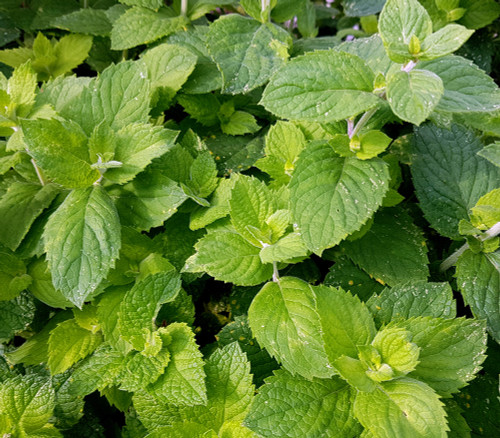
391;317;487;396
332;355;376;392
421;55;500;113
459;0;500;29
62;61;150;135
147;323;206;406
259;233;309;264
186;342;254;432
118;348;170;392
314;285;376;362
104;123;178;185
132;390;181;431
340;207;429;286
206;14;290;94
118;270;181;351
261;50;380;122
354;378;447;438
52;9;113;36
47;318;103;375
343;0;385;16
248;277;332;379
411;123;500;239
22;118;100;188
367;281;456;327
0;247;32;301
420;24;473;60
6;61;37;117
27;258;73;308
290;141;390;254
111;7;188;50
0;182;59;251
386;69;443;126
245;369;361;437
470;188;500;229
183;151;218;202
44;186;121;308
457;250;500;342
379;0;433;63
0;374;55;434
184;230;273;286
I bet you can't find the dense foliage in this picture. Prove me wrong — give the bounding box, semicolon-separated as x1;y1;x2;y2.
0;0;499;436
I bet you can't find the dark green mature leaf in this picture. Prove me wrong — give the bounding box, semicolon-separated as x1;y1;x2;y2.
290;141;390;254
343;0;385;16
0;292;36;342
261;50;381;122
206;14;291;94
456;250;500;342
411;123;500;239
52;9;113;36
340;207;429;286
44;186;121;308
245;370;361;437
248;277;333;380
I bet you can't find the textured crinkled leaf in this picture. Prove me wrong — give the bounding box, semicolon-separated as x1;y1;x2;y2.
261;50;380;122
148;323;206;406
248;277;333;379
185;231;273;286
0;182;59;251
379;0;433;63
245;369;361;437
290;141;390;254
104;124;178;184
190;178;234;230
53;372;85;429
0;374;55;433
22;119;100;188
354;378;448;438
44;186;121;308
340;207;429;286
52;9;113;36
62;61;150;135
186;342;254;431
420;24;473;60
118;270;181;351
411;124;500;239
367;281;456;327
314;285;376;362
229;175;275;246
68;343;125;396
207;15;290;94
387;69;443;125
391;317;487;396
111;7;188;50
420;55;500;113
185;151;218;199
48;318;103;375
132;390;181;430
336;35;393;75
456;250;500;342
118;349;170;392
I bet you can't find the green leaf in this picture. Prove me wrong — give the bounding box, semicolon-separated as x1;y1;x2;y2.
420;55;500;113
332;355;376;392
119;0;164;10
206;15;290;94
367;281;456;327
0;293;36;342
261;50;380;122
148;422;217;438
343;0;385;16
379;0;433;63
314;285;376;362
0;182;59;251
22;118;100;188
458;0;500;29
221;110;260;136
52;9;113;36
420;24;473;60
48;33;93;79
184;151;218;201
339;207;429;286
386;69;444;125
47;318;103;375
62;61;151;136
470;188;500;229
391;317;487;396
0;374;55;433
118;270;181;351
111;6;188;50
290;141;390;254
0;247;31;301
411;123;500;239
7;61;37;117
44;186;121;308
147;323;206;406
104;124;178;185
259;232;309;264
354;378;448;438
184;230;273;286
245;369;361;437
111;167;188;231
248;277;333;379
186;342;254;432
219;421;259;438
478;142;500;168
456;250;500;342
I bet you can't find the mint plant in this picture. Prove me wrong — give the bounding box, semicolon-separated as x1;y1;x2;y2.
0;0;499;436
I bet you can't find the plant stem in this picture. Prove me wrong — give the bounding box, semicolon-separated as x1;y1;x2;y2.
272;261;280;282
31;159;46;186
401;60;417;72
83;0;88;8
347;118;354;137
181;0;188;16
350;107;377;139
440;221;500;271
